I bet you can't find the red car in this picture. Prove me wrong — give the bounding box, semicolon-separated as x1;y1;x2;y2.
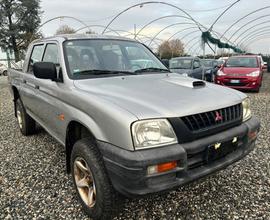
215;55;263;92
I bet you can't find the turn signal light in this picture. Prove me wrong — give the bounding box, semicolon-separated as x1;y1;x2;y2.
147;161;177;175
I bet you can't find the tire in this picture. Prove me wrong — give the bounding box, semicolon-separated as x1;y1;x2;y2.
3;70;7;76
71;138;117;220
16;99;36;135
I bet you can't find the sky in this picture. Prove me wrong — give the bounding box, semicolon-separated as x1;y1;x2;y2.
26;0;270;55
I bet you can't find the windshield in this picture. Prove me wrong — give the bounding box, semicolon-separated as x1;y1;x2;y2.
63;39;167;78
226;57;258;68
169;59;192;69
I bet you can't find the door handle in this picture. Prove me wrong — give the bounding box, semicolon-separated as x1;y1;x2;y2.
35;85;39;89
22;79;26;83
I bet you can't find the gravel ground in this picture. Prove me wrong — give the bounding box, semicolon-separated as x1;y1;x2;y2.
0;75;269;219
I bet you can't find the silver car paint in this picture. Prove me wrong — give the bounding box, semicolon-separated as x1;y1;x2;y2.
9;35;247;151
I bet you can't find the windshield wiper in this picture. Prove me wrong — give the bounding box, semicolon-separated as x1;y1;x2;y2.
73;69;136;75
134;67;170;73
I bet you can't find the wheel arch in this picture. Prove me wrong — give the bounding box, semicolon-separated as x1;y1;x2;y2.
65;120;97;173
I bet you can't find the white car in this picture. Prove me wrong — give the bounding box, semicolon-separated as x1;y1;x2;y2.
0;63;7;76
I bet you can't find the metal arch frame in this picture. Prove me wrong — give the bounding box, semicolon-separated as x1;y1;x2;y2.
232;21;270;45
240;32;270;48
208;0;240;31
103;29;164;43
39;16;89;32
172;30;201;42
166;26;199;41
188;40;201;55
123;33;162;48
102;29;164;48
134;15;192;39
75;25;121;35
227;14;270;42
148;22;195;46
184;34;201;49
241;35;270;50
193;45;203;56
220;6;270;39
102;1;203;34
236;27;270;46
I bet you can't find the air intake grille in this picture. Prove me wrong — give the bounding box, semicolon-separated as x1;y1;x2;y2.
181;104;242;132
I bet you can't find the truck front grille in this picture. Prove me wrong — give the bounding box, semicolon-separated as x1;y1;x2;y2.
181;103;242;133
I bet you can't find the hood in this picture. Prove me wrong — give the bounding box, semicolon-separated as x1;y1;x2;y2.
222;66;259;75
170;69;192;74
74;73;245;119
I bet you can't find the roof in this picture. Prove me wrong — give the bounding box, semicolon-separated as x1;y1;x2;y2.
32;34;137;44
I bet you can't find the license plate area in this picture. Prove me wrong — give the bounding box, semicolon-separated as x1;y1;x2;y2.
206;139;238;163
230;79;240;83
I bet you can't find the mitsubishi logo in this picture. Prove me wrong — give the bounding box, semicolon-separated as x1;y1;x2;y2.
215;111;223;122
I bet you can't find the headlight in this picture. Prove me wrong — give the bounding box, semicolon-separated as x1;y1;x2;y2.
246;70;260;77
217;70;226;76
205;69;211;74
131;119;177;149
242;98;252;122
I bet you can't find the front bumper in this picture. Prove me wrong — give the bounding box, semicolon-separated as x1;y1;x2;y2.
215;76;261;90
98;117;260;197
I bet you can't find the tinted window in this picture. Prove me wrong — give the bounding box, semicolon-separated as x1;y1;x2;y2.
169;59;192;69
193;60;200;68
43;44;59;64
202;60;213;67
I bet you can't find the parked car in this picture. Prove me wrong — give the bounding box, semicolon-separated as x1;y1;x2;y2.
215;55;263;92
201;59;219;82
263;61;267;72
0;63;7;76
169;57;205;80
8;34;260;219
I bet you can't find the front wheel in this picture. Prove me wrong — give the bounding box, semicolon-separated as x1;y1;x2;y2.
16;99;36;135
3;70;7;76
71;138;117;219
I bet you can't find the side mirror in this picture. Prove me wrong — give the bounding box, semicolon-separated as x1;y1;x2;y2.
33;62;57;80
161;59;169;68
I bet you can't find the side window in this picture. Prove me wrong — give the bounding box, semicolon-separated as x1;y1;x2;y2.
28;44;44;72
193;60;200;69
43;44;59;64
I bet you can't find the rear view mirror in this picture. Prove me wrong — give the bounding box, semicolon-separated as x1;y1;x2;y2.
33;62;57;80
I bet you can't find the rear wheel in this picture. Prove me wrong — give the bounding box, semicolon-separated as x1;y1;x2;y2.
71;138;117;220
16;99;36;135
3;70;7;76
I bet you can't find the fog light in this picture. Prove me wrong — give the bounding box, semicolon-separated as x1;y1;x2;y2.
248;131;257;141
147;161;177;175
217;80;220;84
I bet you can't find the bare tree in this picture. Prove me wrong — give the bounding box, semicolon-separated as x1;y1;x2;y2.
158;39;184;59
55;25;76;35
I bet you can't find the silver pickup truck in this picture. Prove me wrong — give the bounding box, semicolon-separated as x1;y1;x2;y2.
8;34;260;219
